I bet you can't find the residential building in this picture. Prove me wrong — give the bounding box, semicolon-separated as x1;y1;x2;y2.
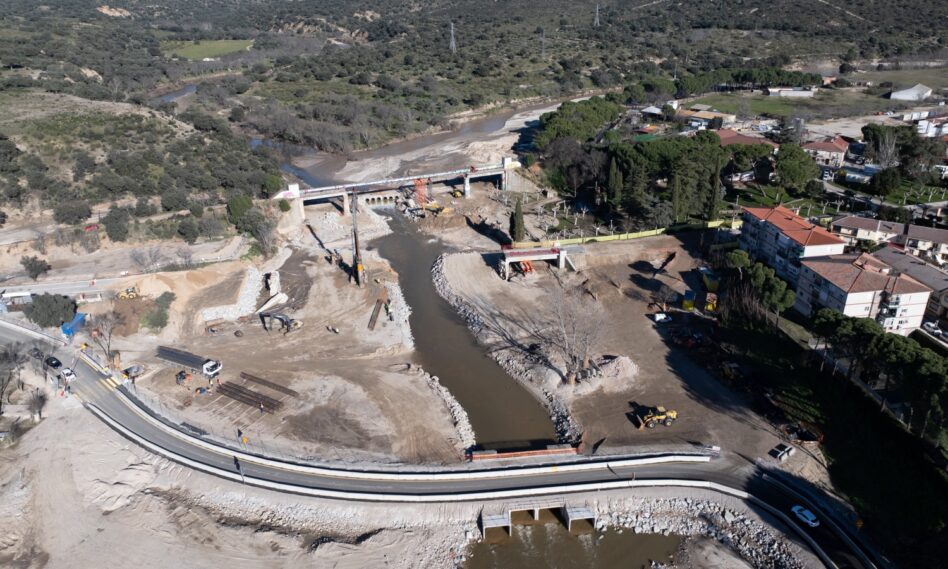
830;216;905;245
802;137;849;168
739;205;846;284
873;246;948;321
677;106;737;128
714;129;779;149
796;253;931;335
890;83;933;102
904;224;948;265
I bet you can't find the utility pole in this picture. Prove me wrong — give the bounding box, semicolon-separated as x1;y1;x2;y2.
594;4;601;27
540;28;546;59
350;188;366;288
449;22;457;54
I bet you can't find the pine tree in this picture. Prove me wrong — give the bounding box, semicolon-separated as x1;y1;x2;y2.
510;197;525;242
607;157;623;212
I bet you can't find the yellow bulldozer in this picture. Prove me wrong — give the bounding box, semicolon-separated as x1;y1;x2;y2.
117;286;140;300
635;406;678;429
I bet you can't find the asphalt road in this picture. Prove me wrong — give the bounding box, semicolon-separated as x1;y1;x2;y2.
3;327;876;569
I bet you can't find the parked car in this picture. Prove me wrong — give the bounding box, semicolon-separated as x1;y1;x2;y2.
923;321;943;336
791;505;820;528
60;368;76;383
44;356;62;369
651;313;672;324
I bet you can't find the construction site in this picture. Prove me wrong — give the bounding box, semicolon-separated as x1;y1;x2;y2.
0;102;843;569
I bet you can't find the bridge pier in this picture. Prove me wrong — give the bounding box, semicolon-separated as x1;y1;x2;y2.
463;174;471;198
341;192;350;216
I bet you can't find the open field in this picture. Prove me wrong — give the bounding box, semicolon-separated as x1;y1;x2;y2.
693;89;905;119
161;39;254;59
851;66;948;90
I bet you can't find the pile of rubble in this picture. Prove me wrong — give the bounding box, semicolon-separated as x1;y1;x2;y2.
420;370;477;453
599;497;806;569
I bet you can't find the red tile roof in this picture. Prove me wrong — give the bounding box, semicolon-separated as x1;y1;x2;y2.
803;136;849;154
802;253;931;295
742;205;845;247
714;129;778;148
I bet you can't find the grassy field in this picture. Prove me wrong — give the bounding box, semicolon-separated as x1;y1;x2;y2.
883;180;948;206
161;39;253;59
694;89;901;119
853;67;948;90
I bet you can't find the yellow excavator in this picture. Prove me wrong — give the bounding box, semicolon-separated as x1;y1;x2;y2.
117;286;140;300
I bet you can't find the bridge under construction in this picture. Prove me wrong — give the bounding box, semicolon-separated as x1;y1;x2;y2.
273;157;520;214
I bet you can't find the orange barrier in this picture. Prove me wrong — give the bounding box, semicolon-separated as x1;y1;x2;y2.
468;446;578;461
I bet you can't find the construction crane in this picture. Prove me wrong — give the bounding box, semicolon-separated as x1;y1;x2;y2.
350;187;366;287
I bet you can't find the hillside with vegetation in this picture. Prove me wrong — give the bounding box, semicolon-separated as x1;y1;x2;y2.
0;0;945;153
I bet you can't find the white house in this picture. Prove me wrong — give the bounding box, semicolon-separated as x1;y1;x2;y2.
739;205;846;285
904;225;948;265
796;253;931;335
830;216;905;245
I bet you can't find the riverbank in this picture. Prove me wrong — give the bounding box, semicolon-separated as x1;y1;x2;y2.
431;252;581;443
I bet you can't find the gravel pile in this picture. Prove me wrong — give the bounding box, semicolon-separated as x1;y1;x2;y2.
201;266;263;322
432;253;582;442
599;497;805;569
383;281;414;350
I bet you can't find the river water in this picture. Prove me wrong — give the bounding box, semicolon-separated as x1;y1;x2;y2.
238;96;682;565
372;215;555;448
466;512;681;569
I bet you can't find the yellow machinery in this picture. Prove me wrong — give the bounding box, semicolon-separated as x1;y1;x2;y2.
117;286;140;300
636;406;678;429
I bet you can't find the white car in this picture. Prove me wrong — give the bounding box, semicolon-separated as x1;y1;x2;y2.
60;368;76;383
791;505;820;528
651;313;672;324
923;322;943;336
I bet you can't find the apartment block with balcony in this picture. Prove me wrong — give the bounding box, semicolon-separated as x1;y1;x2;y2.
904;225;948;265
739;206;846;286
796;253;931;335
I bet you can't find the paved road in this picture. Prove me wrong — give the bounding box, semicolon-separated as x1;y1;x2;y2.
3;327;878;569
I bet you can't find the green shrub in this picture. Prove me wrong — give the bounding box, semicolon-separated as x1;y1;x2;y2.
278;199;291;212
53;201;92;225
26;293;75;328
20;255;51;280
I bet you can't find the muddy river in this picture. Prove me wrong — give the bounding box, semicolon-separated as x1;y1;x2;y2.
243;98;683;566
373;215;555;448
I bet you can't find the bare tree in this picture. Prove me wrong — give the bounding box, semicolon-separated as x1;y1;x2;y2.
29;387;47;421
90;311;124;366
0;371;12;416
176;247;194;269
650;283;679;312
131;246;166;272
547;288;606;385
872;128;899;169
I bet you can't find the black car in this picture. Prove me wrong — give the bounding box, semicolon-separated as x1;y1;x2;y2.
44;355;62;369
